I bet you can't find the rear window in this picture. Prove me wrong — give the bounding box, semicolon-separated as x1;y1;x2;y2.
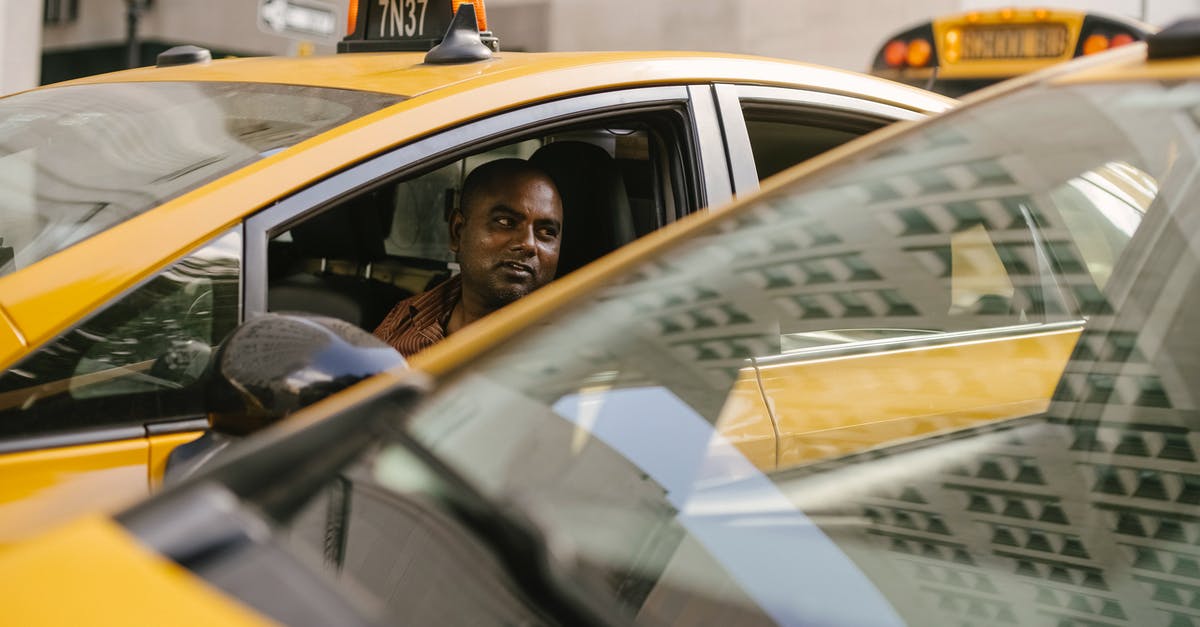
0;81;402;278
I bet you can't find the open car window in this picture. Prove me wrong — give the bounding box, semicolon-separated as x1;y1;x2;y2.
265;111;695;332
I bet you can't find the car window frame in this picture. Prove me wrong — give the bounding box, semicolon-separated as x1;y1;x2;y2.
714;83;928;197
243;85;725;318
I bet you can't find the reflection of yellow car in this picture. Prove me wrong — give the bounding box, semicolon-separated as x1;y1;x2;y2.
8;14;1197;625
0;1;953;541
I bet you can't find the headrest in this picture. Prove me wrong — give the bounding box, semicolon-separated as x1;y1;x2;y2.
530;141;634;276
290;190;394;261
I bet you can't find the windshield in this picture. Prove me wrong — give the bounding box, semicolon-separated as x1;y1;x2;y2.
0;82;401;277
281;79;1200;625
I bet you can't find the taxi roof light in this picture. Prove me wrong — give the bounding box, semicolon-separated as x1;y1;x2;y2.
339;0;498;56
347;0;359;36
451;0;487;33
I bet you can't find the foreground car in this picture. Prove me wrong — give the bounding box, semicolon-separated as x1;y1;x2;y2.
0;1;952;539
7;13;1198;624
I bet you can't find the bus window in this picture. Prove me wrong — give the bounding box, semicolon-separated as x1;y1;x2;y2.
870;9;1153;97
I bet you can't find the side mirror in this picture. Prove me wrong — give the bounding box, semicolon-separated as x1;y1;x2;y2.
208;313;407;436
165;314;406;482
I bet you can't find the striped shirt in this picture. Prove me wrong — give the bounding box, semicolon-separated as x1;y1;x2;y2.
373;275;462;358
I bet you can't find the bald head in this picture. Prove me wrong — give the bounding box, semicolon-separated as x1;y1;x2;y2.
449;158;564;314
459;159;552;218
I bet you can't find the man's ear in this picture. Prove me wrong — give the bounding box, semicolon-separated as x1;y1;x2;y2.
448;208;465;254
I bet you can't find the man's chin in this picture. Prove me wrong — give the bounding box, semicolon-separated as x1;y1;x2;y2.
487;284;533;308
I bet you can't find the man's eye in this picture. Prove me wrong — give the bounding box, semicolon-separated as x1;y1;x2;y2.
495;217;515;227
539;227;560;239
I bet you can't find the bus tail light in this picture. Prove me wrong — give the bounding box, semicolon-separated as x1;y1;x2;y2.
1083;34;1109;55
884;40;908;67
451;0;488;33
1111;33;1136;47
346;0;359;36
873;23;939;72
907;38;932;67
1074;14;1150;58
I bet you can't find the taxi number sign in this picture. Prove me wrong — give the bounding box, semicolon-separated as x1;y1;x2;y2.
368;0;454;41
961;24;1069;60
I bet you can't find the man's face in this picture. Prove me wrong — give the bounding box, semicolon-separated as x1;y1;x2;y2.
450;171;563;310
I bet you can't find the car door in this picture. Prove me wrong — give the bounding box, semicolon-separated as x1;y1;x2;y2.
732;133;1148;470
238;84;933;468
243;84;729;319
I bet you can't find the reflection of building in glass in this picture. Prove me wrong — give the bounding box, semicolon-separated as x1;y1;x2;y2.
506;89;1163;451
783;208;1200;625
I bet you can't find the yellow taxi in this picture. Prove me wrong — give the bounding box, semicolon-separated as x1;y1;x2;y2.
0;0;953;539
8;11;1200;627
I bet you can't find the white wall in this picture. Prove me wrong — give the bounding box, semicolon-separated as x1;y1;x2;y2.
542;0;1200;71
41;0;336;61
0;0;43;95
543;0;960;69
960;0;1189;26
23;0;1200;88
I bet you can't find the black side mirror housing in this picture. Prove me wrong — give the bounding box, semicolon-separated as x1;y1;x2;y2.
206;313;407;436
164;314;407;483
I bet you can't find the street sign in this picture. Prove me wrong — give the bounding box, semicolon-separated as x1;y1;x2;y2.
257;0;340;43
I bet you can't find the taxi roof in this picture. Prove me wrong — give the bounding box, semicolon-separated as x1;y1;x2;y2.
52;50;953;112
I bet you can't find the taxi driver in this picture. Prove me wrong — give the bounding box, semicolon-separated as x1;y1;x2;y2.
374;158;563;357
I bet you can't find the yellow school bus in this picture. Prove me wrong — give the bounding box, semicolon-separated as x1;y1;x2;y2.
870;7;1154;96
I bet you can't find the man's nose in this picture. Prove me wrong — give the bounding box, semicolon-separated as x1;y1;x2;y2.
509;225;536;253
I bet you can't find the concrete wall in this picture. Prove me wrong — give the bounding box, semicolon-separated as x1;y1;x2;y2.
12;0;1200;94
538;0;1197;72
41;0;333;58
0;0;43;95
539;0;958;70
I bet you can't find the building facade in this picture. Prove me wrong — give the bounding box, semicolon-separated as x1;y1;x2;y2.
2;0;1197;95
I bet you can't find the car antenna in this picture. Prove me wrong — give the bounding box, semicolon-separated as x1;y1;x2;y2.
425;3;493;64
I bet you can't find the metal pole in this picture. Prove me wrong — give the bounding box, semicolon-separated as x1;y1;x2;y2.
125;0;147;69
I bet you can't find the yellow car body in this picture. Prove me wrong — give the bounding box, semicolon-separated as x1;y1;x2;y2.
0;34;952;541
5;516;270;626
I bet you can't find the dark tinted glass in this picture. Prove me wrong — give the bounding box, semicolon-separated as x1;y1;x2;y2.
0;230;240;443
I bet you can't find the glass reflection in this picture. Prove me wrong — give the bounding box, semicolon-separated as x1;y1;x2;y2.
0;229;240;439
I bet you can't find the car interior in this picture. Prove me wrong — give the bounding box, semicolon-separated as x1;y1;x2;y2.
741;103;889;180
267;114;695;332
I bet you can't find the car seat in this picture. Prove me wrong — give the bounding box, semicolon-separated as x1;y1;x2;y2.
530;141;636;276
269;191;410;329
